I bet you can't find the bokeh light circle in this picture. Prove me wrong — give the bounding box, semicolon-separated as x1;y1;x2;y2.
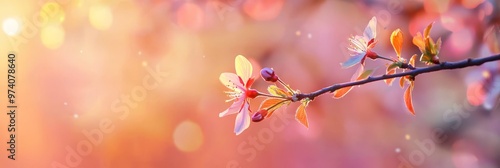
41;2;65;23
2;18;20;36
89;5;113;30
173;120;204;152
41;24;65;49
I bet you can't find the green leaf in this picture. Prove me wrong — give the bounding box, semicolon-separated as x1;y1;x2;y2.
267;85;289;97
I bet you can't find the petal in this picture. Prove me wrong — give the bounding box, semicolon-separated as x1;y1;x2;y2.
364;17;377;39
341;54;364;69
219;98;245;117
235;55;253;85
234;101;251;135
220;73;244;90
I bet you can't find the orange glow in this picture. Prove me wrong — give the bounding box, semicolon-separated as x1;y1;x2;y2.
176;2;204;30
424;0;451;14
461;0;485;9
243;0;284;21
467;82;485;106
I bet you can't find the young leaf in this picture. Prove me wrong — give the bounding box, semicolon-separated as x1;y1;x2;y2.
399;77;405;88
409;54;417;67
267;85;289;97
404;82;415;115
259;98;288;117
295;101;310;128
357;69;374;80
333;68;373;99
390;29;403;57
424;22;433;38
385;69;396;85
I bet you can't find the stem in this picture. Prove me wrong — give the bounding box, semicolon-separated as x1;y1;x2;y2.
377;55;416;70
258;92;290;100
376;55;395;62
294;54;500;102
278;78;295;94
267;99;290;110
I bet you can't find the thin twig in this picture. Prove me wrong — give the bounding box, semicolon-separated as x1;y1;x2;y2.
293;54;500;101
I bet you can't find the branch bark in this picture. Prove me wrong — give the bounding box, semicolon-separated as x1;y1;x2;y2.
294;54;500;101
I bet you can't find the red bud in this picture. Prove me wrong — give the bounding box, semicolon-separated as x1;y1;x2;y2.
260;68;279;82
251;110;268;122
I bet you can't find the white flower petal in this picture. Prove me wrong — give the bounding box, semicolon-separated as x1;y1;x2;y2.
364;17;377;40
219;98;245;117
235;55;253;85
341;53;365;69
220;72;244;91
234;101;251;135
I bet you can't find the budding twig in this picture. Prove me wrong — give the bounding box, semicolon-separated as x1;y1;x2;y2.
293;54;500;101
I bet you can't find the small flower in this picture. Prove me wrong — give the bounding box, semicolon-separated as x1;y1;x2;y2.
219;55;257;135
413;22;441;64
342;17;378;68
260;67;279;82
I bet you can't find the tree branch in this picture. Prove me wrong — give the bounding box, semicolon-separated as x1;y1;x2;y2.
294;54;500;101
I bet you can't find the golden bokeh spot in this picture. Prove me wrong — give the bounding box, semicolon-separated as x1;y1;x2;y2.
89;5;113;30
173;120;204;152
482;71;490;78
41;24;65;49
41;2;65;23
405;134;411;140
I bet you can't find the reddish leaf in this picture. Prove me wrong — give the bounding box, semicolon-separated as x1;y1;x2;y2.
404;82;415;115
295;101;309;128
399;77;405;89
259;98;288;117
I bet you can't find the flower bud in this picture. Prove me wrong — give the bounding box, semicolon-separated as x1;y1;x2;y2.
260;67;279;82
251;110;268;122
246;89;259;99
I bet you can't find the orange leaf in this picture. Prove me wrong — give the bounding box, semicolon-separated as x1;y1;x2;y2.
412;33;425;52
390;29;403;57
333;86;354;99
259;98;287;117
295;101;309;128
334;68;373;99
409;54;417;67
424;22;433;38
385;69;396;85
399;77;405;88
404;82;415;115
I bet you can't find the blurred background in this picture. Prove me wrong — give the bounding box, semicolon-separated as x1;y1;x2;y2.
0;0;499;167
